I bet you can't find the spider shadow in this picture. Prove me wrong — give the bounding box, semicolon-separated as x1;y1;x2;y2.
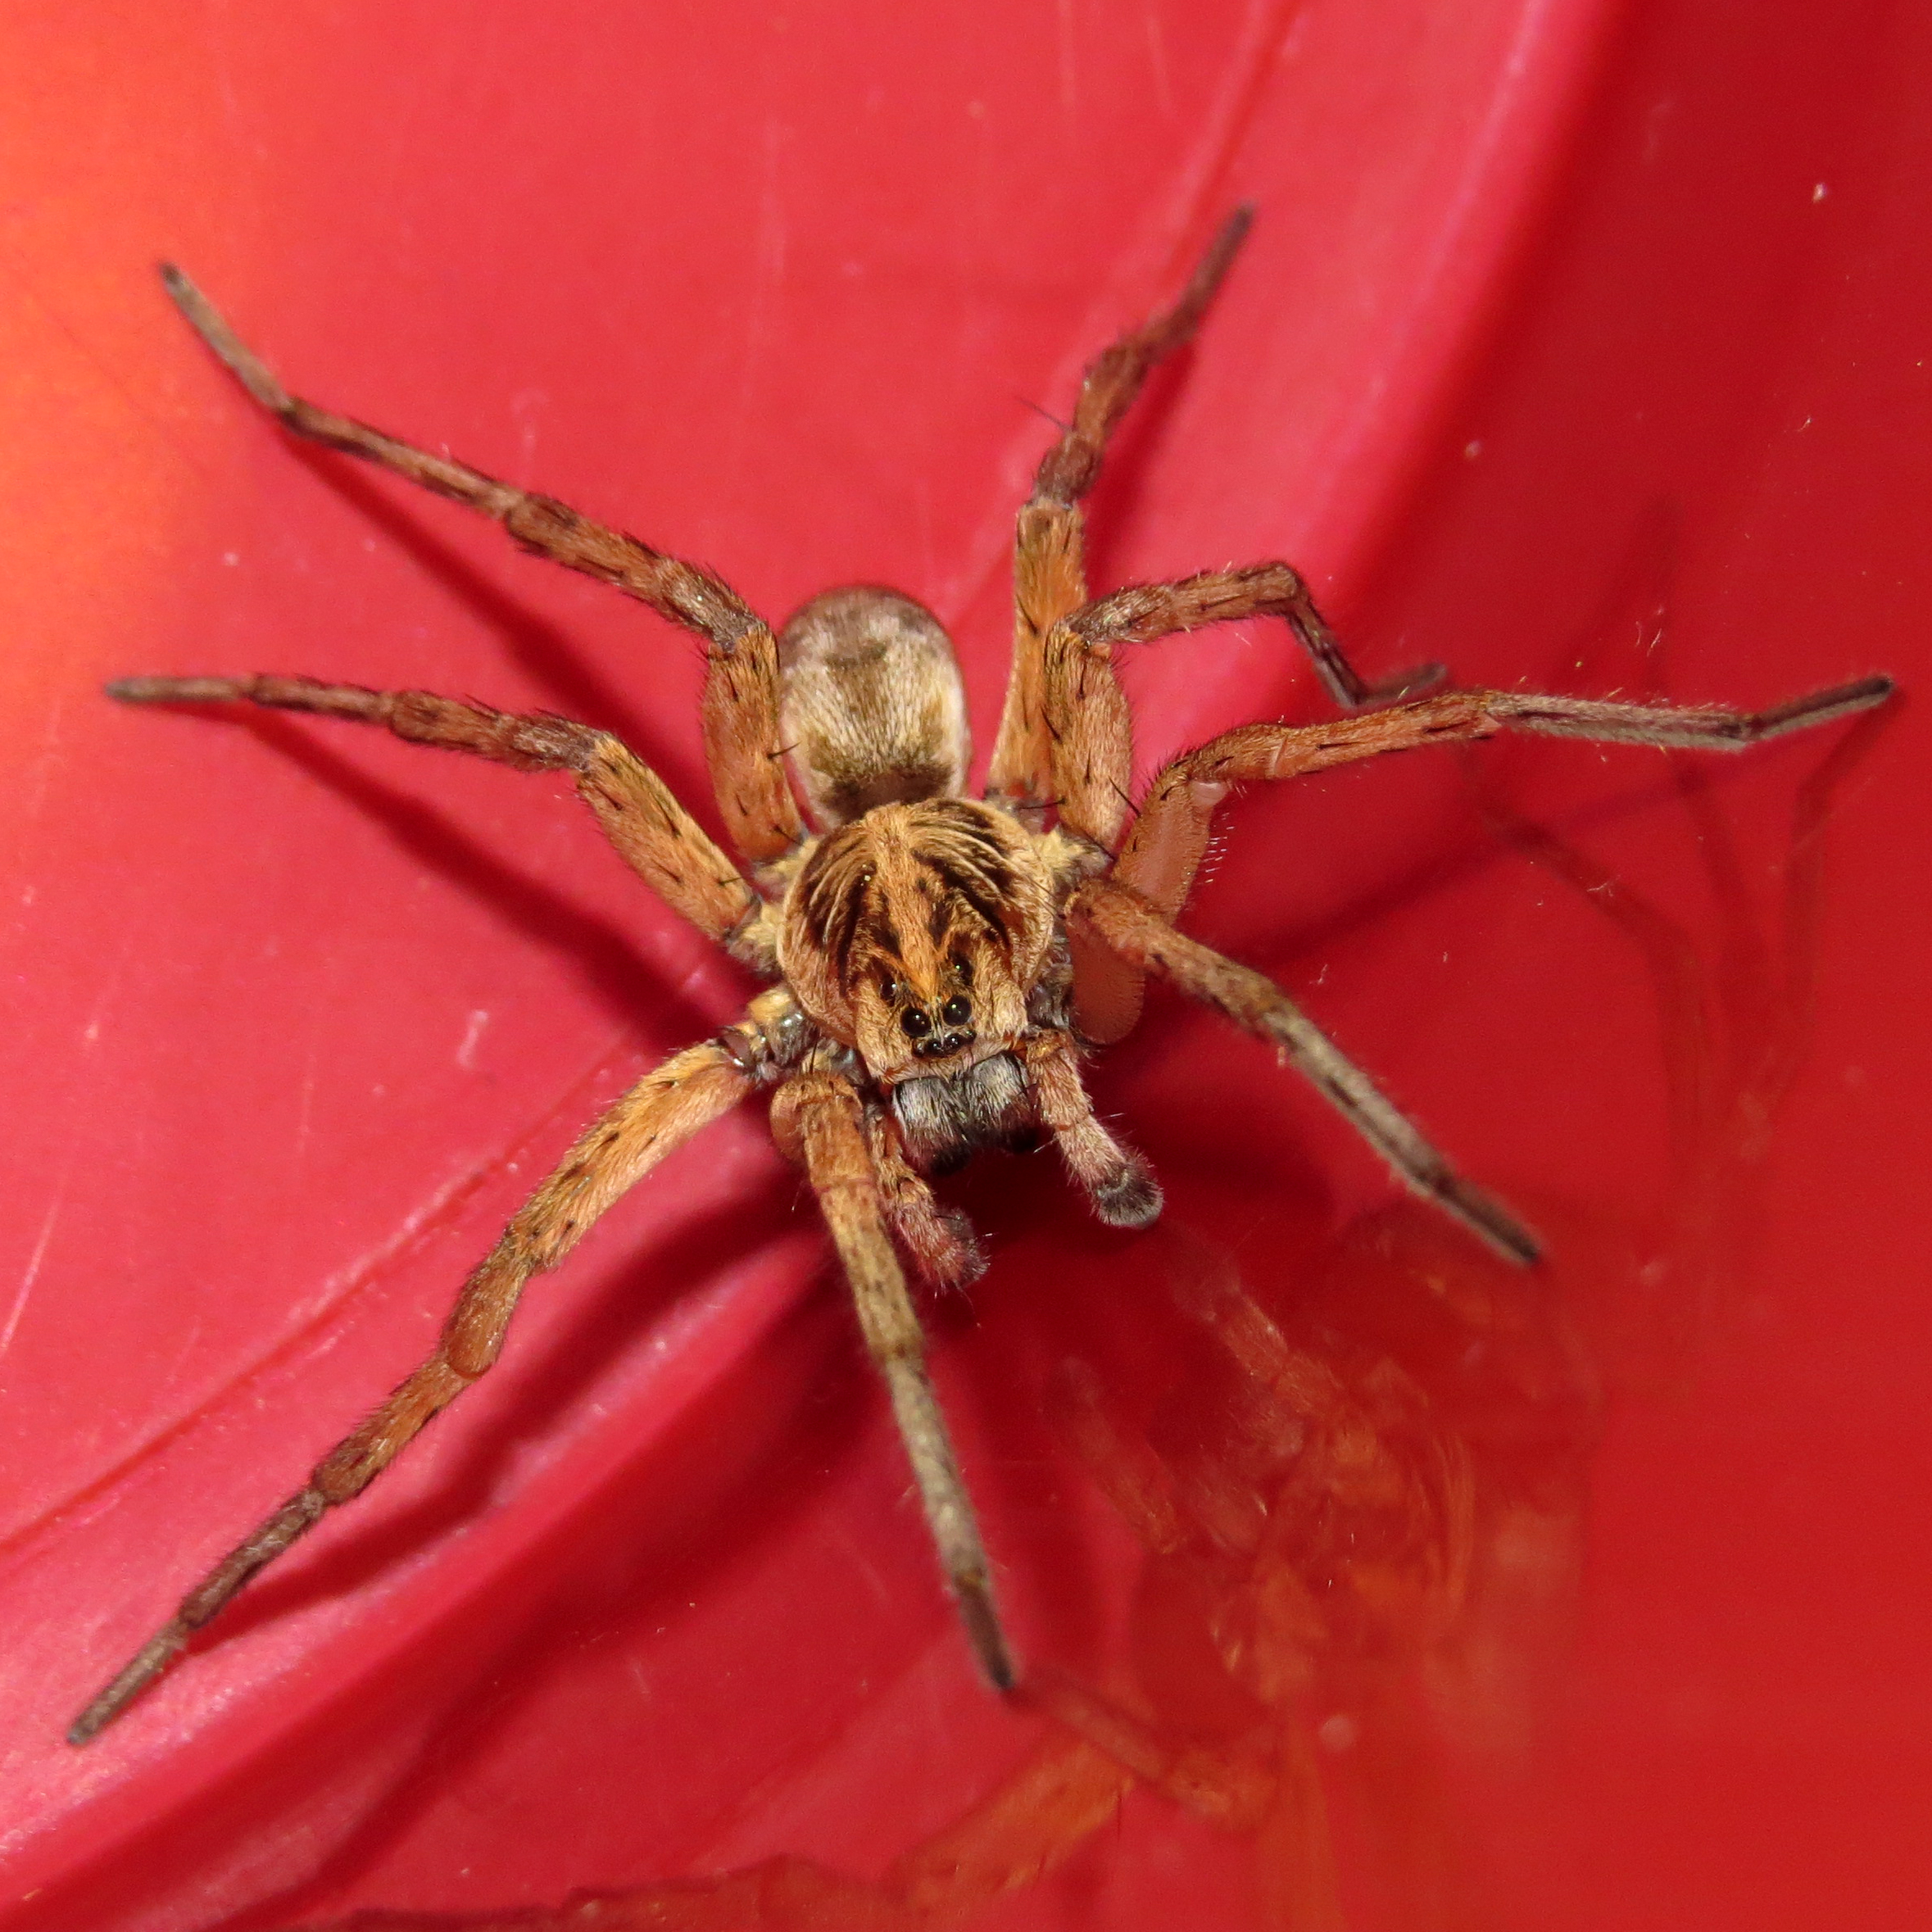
1170;757;1666;977
1231;486;1862;971
285;443;689;757
193;706;732;1045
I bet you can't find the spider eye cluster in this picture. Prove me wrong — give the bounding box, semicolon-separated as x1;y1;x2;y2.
882;966;977;1059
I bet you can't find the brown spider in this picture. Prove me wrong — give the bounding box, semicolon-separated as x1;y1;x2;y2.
70;208;1891;1745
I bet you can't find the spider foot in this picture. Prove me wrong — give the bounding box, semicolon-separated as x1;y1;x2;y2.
1092;1158;1163;1229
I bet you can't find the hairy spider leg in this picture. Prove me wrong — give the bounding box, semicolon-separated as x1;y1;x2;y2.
1068;580;1893;1042
1046;567;1463;857
106;674;772;962
1072;878;1541;1267
864;1108;988;1289
775;1071;1016;1694
990;207;1446;831
1063;672;1892;1261
1113;675;1897;927
991;211;1435;825
70;1025;774;1744
1039;563;1450;1040
159;266;803;864
988;205;1255;821
1018;1030;1162;1227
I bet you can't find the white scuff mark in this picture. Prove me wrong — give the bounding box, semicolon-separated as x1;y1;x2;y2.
294;1027;321;1165
1318;1712;1359;1752
11;937;142;1359
1812;182;1829;203
510;387;549;483
0;1192;64;1362
156;1317;207;1397
654;940;740;1015
456;1008;491;1071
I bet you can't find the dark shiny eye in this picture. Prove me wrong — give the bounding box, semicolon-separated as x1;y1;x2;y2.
900;1008;932;1038
879;976;900;1004
950;953;973;984
941;995;972;1027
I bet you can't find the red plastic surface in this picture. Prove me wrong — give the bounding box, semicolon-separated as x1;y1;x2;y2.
2;1;1928;1925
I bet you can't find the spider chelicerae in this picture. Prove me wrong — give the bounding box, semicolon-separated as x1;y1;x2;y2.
71;209;1891;1743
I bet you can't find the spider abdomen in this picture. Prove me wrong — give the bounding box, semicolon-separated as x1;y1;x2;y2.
778;586;970;829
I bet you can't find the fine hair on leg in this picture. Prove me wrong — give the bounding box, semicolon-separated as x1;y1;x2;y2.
106;673;773;964
988;208;1256;817
159;265;803;864
70;1030;762;1743
775;1071;1016;1692
1070;878;1540;1267
1113;676;1897;918
1070;673;1897;1045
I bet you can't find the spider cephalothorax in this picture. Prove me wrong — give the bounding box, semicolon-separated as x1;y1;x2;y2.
781;793;1054;1071
72;211;1891;1742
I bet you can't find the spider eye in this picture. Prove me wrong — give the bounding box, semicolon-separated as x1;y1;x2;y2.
941;995;972;1027
900;1009;932;1039
879;975;900;1004
950;952;974;984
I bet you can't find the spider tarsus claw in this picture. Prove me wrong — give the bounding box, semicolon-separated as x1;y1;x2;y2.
1444;1182;1542;1268
67;1626;188;1744
957;1585;1018;1694
161;265;295;414
1760;672;1897;736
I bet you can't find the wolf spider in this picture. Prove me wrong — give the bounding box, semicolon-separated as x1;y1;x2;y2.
71;209;1890;1744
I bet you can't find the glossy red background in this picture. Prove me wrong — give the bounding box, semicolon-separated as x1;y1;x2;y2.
2;1;1928;1926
